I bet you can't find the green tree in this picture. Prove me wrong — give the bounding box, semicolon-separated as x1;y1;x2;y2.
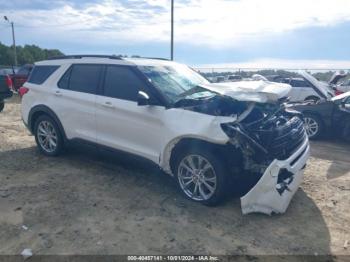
0;42;64;66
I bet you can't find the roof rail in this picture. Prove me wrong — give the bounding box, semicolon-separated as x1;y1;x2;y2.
47;55;123;60
131;57;170;61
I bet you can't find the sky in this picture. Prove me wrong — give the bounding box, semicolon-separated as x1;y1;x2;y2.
1;0;350;68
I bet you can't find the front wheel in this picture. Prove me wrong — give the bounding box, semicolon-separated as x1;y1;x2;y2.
174;148;229;206
304;114;324;139
34;115;64;156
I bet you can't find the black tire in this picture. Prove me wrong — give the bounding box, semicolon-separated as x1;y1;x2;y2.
303;113;324;140
173;146;229;206
0;101;4;112
34;115;64;156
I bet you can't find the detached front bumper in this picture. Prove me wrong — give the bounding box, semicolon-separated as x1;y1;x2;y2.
241;137;310;215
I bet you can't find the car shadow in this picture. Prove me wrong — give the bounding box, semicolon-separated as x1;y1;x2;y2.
0;145;333;256
310;139;350;179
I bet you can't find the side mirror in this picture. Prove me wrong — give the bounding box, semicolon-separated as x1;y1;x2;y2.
137;91;150;106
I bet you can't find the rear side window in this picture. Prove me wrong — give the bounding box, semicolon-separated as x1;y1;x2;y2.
103;66;145;101
58;64;102;94
28;65;59;85
290;79;311;88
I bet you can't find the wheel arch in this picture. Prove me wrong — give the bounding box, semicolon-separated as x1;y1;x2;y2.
304;95;320;102
160;136;241;176
28;105;67;141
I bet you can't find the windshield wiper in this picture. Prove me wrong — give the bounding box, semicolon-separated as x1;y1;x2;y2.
177;85;206;99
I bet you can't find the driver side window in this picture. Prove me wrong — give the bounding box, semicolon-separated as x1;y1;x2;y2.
103;66;144;102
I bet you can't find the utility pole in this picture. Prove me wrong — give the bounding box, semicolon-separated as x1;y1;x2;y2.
170;0;174;60
4;16;17;66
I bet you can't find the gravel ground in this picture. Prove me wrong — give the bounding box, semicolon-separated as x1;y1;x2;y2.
0;96;349;258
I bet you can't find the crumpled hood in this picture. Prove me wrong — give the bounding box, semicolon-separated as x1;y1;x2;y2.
329;71;347;85
201;80;292;103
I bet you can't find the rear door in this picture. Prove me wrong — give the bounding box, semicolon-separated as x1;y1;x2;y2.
96;65;166;163
52;64;102;142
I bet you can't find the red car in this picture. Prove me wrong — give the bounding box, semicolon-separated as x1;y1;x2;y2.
9;64;33;91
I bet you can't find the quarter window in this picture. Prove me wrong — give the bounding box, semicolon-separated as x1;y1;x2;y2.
103;66;144;101
28;65;59;85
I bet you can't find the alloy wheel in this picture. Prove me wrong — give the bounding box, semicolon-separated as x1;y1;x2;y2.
178;154;217;201
304;117;319;138
37;121;58;153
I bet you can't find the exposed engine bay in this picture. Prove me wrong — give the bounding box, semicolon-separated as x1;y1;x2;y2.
175;94;305;163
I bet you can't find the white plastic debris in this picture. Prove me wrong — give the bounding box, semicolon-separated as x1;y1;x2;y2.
22;225;28;230
344;240;349;249
21;248;33;259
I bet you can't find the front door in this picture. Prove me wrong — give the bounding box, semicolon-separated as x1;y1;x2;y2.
96;65;166;163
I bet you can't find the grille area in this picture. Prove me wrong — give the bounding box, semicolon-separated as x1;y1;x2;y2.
269;117;307;160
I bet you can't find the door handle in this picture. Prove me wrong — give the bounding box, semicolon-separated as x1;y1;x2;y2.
54;90;62;97
102;101;114;108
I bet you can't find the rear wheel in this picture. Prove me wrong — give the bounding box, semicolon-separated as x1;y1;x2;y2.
34;115;64;156
303;113;324;139
0;101;4;112
174;147;229;206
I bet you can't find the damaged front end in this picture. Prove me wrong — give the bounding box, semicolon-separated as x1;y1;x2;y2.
220;102;309;215
173;82;310;215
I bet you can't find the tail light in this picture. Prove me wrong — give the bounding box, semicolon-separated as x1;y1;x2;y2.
5;75;13;90
335;90;344;96
19;86;29;97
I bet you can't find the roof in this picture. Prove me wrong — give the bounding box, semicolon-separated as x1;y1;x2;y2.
35;55;175;67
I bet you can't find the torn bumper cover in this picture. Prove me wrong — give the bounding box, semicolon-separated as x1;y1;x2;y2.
241;137;310;215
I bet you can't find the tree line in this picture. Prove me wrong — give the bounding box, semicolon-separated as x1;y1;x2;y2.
0;42;64;66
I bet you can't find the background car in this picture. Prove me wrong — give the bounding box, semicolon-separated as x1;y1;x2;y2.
9;64;33;91
0;68;14;112
273;71;334;102
227;75;243;81
291;92;350;140
336;79;350;93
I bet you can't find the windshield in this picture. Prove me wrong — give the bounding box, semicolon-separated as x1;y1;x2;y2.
138;64;211;103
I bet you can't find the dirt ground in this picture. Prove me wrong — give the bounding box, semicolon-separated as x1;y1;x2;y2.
0;96;349;258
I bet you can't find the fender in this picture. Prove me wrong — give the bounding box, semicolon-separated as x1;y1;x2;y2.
28;105;67;141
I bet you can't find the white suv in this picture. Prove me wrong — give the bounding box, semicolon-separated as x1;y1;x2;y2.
21;55;310;215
